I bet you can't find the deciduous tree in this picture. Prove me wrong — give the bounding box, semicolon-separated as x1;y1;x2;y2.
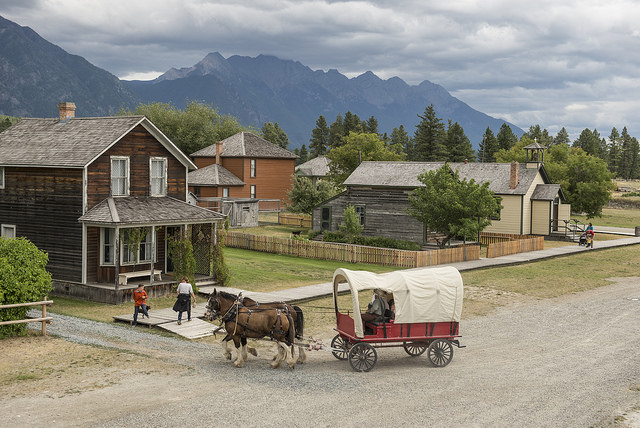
407;164;502;248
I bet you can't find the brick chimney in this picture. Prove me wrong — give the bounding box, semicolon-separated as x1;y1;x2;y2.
215;141;223;165
509;161;519;189
58;102;76;121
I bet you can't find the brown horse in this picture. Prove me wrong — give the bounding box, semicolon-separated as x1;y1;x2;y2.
240;296;306;364
205;289;296;369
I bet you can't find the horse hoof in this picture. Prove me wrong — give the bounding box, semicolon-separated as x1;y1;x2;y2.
224;354;232;360
248;348;258;357
270;362;281;369
233;361;244;368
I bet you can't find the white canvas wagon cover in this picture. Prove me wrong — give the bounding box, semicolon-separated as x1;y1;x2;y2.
333;267;463;338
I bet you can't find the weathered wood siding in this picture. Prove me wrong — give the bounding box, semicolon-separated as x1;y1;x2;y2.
86;125;187;208
0;167;83;281
313;187;425;244
86;226;167;284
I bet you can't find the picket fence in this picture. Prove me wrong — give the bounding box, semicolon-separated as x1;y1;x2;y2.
483;233;545;258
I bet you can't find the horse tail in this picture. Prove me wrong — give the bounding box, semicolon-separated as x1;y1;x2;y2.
286;313;296;345
293;305;304;339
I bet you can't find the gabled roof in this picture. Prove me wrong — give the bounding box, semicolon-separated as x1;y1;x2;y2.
0;116;196;170
190;132;298;159
450;162;540;195
295;155;330;177
78;196;225;226
188;163;245;187
344;161;547;196
530;184;564;201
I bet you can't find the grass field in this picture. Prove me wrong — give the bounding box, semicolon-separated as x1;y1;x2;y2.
572;207;640;228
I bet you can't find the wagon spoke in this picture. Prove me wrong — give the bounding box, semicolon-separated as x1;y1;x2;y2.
348;343;377;372
427;339;453;367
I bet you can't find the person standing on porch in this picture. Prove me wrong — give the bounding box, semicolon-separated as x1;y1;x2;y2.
173;276;196;325
132;284;149;327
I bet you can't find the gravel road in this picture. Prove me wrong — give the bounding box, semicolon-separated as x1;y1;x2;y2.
4;277;640;428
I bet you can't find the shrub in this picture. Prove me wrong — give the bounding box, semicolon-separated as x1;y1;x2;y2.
320;231;421;250
0;237;53;338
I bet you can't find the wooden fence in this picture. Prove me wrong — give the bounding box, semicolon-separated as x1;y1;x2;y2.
223;232;479;268
0;297;53;336
279;213;312;228
484;233;545;258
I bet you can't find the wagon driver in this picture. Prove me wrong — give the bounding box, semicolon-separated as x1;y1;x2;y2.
361;289;389;323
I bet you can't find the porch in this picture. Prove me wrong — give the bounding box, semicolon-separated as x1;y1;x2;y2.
52;274;217;305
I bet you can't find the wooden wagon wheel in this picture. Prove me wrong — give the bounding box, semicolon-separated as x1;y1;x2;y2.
427;339;453;367
403;342;428;356
348;342;377;372
331;334;349;360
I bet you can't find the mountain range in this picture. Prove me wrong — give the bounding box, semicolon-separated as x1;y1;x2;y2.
0;15;522;149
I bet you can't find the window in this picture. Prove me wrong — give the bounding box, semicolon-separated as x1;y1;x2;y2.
102;228;115;264
491;197;501;220
250;184;256;199
250;159;256;178
102;227;156;265
193;186;200;198
0;166;4;189
320;206;332;231
354;205;366;226
1;224;16;238
122;228;153;265
222;187;229;198
150;157;167;196
111;157;129;196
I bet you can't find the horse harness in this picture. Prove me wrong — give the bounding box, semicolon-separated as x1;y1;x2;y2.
219;297;292;342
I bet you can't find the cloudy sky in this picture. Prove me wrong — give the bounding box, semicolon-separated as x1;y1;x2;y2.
3;0;640;140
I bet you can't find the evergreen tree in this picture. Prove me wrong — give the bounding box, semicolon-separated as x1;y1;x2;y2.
496;123;518;151
478;127;499;162
413;104;447;161
261;122;289;149
524;124;553;146
328;114;344;149
573;128;605;159
608;127;621;176
343;111;363;136
619;127;640;179
298;144;309;165
553;127;571;146
309;115;330;157
364;116;379;135
446;120;475;162
390;125;411;158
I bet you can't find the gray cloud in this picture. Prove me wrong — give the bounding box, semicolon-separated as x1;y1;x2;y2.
3;0;640;140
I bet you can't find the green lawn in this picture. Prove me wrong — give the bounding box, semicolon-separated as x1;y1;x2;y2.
572;207;640;228
223;247;399;291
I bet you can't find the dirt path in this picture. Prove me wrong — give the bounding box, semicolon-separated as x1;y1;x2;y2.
1;277;639;427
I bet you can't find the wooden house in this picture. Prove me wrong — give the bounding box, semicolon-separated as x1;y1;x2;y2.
312;158;570;244
0;103;225;301
295;155;330;184
189;132;297;207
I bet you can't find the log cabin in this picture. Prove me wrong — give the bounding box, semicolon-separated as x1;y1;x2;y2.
0;103;225;302
312;153;571;245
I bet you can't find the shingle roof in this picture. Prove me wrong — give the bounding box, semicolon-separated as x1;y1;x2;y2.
344;161;543;195
295;155;330;177
530;184;562;200
78;196;225;226
0;116;196;169
190;132;298;159
188;164;245;186
344;162;444;187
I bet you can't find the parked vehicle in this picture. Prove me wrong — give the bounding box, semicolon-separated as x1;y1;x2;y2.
330;267;464;372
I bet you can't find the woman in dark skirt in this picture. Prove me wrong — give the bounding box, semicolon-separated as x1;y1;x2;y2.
173;276;196;325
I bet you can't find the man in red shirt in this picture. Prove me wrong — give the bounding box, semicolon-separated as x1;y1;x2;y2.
132;284;150;326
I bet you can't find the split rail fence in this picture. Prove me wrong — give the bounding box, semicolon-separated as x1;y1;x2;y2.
0;297;53;336
223;231;479;268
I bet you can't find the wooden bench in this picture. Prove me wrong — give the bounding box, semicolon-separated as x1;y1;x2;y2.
118;269;162;285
